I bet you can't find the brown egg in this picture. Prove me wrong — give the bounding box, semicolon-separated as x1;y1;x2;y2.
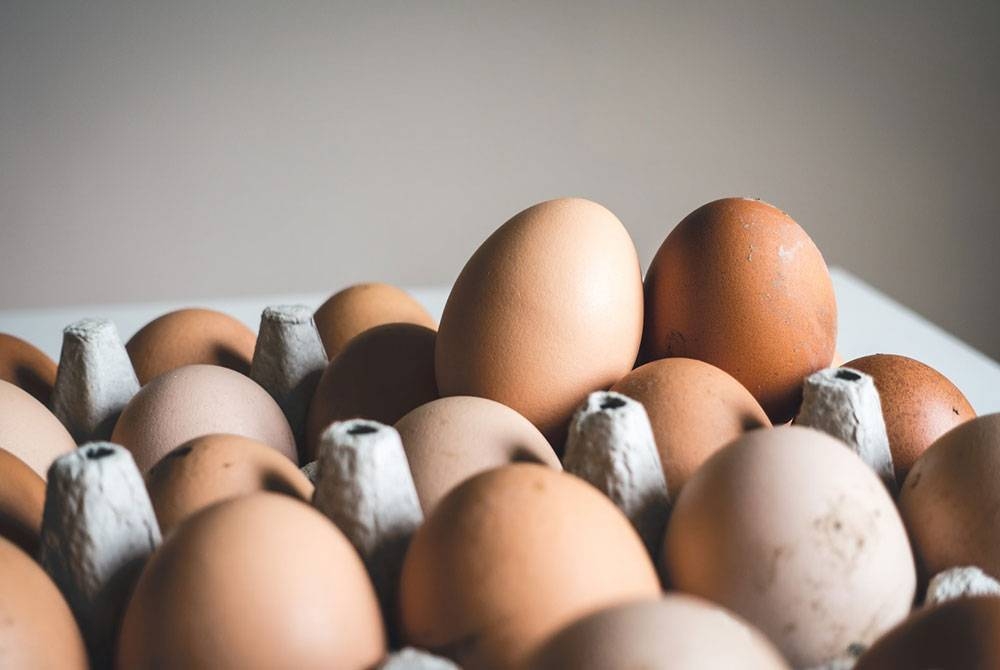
117;493;386;668
399;463;661;669
898;413;1000;583
126;308;257;384
305;323;437;461
111;364;296;472
528;594;789;670
0;379;76;478
845;353;974;481
610;358;770;493
314;282;437;360
0;536;88;668
394;396;560;513
0;448;45;555
642;198;837;424
0;333;57;406
146;433;314;535
854;596;1000;670
662;426;915;668
436;198;643;445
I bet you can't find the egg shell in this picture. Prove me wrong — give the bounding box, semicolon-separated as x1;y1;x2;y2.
399;462;662;669
146;433;314;535
305;323;438;462
126;308;257;384
845;353;975;481
854;596;1000;670
0;333;57;406
662;425;915;668
111;364;297;472
610;357;770;493
394;396;560;513
435;198;644;444
314;282;437;360
0;447;45;555
0;536;88;668
528;594;789;670
116;492;386;669
898;413;1000;584
0;379;76;478
642;197;837;424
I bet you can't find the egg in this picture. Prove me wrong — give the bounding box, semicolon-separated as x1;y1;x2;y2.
662;425;915;667
313;282;437;360
854;596;1000;669
898;413;1000;582
111;364;297;472
304;323;438;462
844;353;975;480
0;333;57;406
126;308;257;384
642;197;837;424
116;493;386;668
528;594;789;670
394;396;560;513
435;198;643;444
0;536;88;668
0;448;45;555
399;463;661;669
0;379;76;478
146;433;314;535
610;358;770;493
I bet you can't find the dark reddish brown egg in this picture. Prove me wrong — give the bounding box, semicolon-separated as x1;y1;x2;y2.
0;333;57;406
0;447;45;555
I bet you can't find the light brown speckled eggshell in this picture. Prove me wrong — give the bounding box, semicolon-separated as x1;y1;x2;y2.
314;282;437;360
898;413;1000;584
528;594;789;670
611;358;770;494
0;536;88;669
126;308;258;384
435;198;643;445
0;448;45;555
111;364;296;472
304;323;438;462
642;198;837;424
394;396;560;513
0;379;76;478
116;493;386;669
845;353;974;481
663;425;915;668
146;433;314;535
0;333;57;406
399;463;661;670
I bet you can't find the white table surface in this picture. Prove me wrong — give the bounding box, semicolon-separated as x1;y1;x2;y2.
1;267;997;413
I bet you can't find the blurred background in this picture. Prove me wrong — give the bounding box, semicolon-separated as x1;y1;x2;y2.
1;1;998;359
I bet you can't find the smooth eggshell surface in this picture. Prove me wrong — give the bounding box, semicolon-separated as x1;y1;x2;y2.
663;425;915;668
845;353;975;481
642;197;837;424
394;396;560;513
0;448;45;555
898;413;1000;583
399;463;661;669
854;596;1000;670
435;198;644;445
111;364;297;472
0;536;88;669
610;357;770;493
0;379;76;478
146;433;315;535
528;594;789;670
116;493;386;669
126;308;257;384
313;282;437;360
0;333;57;406
305;323;438;462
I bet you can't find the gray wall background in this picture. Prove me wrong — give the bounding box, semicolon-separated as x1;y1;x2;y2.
2;1;998;359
